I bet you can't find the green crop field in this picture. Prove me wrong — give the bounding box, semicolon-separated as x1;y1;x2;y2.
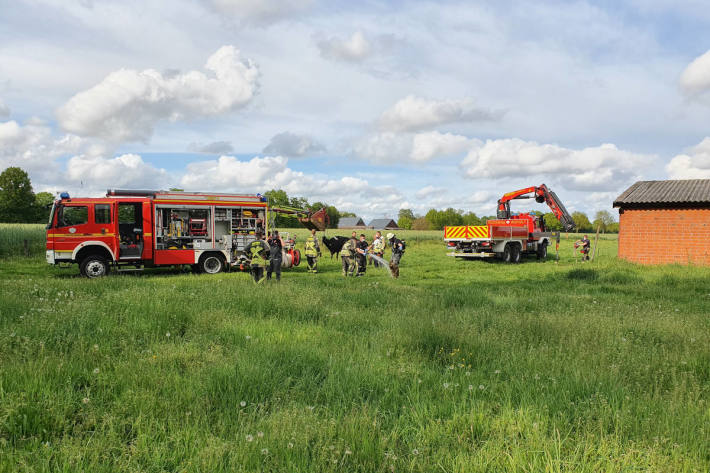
0;225;708;472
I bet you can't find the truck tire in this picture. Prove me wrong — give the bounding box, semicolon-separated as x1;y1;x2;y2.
537;241;548;260
80;254;110;278
199;253;224;274
503;244;514;263
511;243;521;263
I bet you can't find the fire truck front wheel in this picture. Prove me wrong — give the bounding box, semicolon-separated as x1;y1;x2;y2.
199;253;225;274
80;254;110;278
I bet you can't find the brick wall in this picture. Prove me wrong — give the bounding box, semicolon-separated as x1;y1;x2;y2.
618;208;710;265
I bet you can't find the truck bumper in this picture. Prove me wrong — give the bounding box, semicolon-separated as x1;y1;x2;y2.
447;251;495;258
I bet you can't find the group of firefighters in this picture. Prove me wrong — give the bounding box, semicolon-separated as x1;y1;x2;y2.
245;228;405;284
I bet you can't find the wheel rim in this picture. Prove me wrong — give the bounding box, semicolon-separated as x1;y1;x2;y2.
86;260;105;277
203;256;222;274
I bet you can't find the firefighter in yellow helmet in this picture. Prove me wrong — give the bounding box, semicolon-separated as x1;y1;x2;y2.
245;231;269;283
304;228;321;273
340;235;357;276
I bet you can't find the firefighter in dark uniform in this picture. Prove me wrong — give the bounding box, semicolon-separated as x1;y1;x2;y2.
267;231;285;281
246;231;269;283
355;233;368;276
340;236;357;277
304;229;321;273
575;234;591;261
387;232;404;278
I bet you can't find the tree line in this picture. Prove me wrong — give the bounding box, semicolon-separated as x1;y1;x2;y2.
397;208;618;233
0;167;55;223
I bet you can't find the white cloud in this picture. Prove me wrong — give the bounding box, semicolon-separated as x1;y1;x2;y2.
666;137;710;179
187;141;234;154
0;119;82;179
460;139;654;191
0;99;9;118
178;154;405;217
262;131;325;157
354;131;477;164
415;185;446;199
379;95;503;132
317;31;373;62
66;153;169;190
207;0;314;25
57;45;259;143
680;49;710;95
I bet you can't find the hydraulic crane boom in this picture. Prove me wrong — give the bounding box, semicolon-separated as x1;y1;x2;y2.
496;184;576;232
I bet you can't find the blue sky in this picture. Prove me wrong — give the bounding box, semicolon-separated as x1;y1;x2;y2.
1;0;710;221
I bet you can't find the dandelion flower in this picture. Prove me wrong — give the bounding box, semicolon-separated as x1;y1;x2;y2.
494;369;501;374
246;434;254;442
465;371;471;376
443;382;450;389
412;448;419;455
165;332;170;338
468;385;473;391
345;449;352;455
288;442;294;448
82;397;90;404
479;384;485;390
257;431;264;438
93;344;99;351
240;401;246;407
261;448;268;455
245;335;252;340
93;368;100;375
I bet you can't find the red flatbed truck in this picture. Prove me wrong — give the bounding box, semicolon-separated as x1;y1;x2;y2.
45;189;317;277
444;184;576;263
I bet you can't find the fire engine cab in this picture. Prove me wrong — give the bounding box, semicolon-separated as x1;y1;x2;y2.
46;189;271;277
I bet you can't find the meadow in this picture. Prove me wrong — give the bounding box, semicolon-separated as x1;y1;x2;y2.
0;225;708;472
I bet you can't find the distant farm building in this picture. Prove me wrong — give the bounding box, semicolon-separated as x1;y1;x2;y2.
613;179;710;265
368;218;400;230
337;217;367;229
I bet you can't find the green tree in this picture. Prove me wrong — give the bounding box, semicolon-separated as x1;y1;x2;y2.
397;208;415;229
411;217;430;230
425;208;463;230
462;212;480;226
33;191;55;223
0;167;36;223
593;210;615;233
572;211;592;232
543;212;563;231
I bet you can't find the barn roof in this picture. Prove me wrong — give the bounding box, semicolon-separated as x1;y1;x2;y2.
337;217;366;228
613;179;710;207
368;218;399;229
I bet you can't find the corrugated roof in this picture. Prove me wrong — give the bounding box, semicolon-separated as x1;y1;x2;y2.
368;218;397;228
337;217;366;227
613;179;710;207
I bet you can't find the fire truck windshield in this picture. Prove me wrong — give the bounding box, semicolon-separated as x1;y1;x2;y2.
46;201;57;229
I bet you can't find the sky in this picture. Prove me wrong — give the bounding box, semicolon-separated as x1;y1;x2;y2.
1;0;710;221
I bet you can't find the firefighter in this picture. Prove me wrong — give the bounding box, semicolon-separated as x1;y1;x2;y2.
370;231;385;268
267;231;285;281
246;231;269;284
340;235;357;277
387;232;405;278
574;234;591;261
355;233;368;276
304;228;321;273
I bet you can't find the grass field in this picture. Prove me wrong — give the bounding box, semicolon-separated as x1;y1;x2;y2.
0;225;708;472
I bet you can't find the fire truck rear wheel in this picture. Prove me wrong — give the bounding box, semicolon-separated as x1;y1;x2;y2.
537;241;548;260
199;254;224;274
80;254;109;278
511;243;521;263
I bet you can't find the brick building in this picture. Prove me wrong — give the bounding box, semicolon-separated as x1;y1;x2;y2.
613;179;710;265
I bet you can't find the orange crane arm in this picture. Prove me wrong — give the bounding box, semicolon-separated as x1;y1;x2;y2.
496;184;576;232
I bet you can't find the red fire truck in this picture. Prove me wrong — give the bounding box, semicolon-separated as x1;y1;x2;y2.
444;184;576;263
45;189;324;278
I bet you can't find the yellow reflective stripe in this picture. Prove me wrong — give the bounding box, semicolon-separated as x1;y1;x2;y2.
47;233;115;237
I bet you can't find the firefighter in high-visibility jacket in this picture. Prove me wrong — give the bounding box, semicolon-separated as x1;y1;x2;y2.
370;231;385;267
340;236;357;277
304;228;321;273
246;232;270;284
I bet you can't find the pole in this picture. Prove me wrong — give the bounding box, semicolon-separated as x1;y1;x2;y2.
592;225;600;261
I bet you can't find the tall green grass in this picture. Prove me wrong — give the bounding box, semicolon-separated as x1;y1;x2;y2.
0;224;46;258
0;227;708;472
